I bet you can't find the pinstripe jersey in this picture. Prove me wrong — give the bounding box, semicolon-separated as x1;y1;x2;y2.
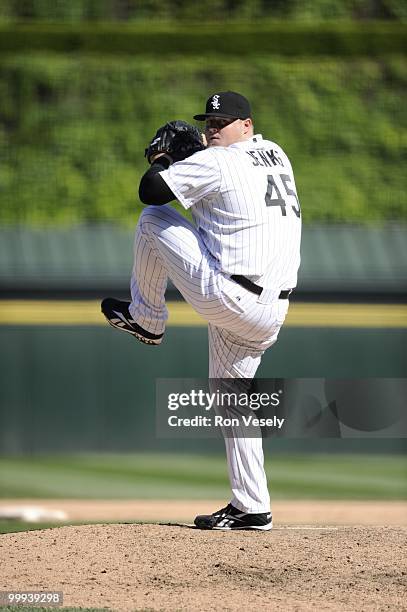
129;133;301;514
160;134;301;292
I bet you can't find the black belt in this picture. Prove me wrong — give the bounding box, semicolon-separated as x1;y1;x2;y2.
231;275;292;299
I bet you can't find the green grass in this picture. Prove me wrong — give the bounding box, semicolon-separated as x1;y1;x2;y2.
0;519;110;534
0;515;162;536
0;520;61;534
0;453;405;501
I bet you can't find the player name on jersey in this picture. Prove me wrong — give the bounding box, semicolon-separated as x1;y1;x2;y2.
246;148;284;168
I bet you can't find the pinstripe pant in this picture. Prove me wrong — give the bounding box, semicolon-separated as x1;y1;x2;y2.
130;205;289;513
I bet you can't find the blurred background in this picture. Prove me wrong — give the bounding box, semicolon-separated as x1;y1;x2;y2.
0;1;406;517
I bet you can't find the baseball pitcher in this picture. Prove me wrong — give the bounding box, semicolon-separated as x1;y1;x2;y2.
102;91;301;530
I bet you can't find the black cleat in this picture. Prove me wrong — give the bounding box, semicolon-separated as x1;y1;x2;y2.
101;297;163;346
194;503;272;531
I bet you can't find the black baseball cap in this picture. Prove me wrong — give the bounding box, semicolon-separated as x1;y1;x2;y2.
194;91;251;121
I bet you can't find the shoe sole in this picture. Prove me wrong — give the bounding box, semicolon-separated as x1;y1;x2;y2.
102;313;162;346
212;523;272;531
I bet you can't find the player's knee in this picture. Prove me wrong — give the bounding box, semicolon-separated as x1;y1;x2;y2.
139;206;161;226
138;205;170;235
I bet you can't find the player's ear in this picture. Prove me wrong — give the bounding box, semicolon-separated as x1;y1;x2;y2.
242;118;253;134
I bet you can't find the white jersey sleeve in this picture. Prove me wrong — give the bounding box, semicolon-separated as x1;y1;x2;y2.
157;134;301;290
159;149;221;210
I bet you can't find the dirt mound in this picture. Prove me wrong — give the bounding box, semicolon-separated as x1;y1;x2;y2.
1;523;406;611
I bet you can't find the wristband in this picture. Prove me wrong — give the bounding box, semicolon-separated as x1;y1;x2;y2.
151;155;172;169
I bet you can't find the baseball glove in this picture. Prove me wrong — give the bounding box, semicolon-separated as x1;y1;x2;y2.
145;120;205;164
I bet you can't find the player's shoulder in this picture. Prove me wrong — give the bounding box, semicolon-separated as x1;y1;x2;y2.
169;147;221;174
228;135;287;156
184;146;221;165
253;136;286;155
253;137;292;166
189;145;235;170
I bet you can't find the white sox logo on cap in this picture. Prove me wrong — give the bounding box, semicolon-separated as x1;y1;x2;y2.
193;91;252;121
211;95;220;110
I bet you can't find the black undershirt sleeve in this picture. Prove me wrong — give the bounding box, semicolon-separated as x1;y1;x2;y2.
138;157;176;205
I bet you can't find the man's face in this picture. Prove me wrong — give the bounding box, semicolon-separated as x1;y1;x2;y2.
205;117;253;147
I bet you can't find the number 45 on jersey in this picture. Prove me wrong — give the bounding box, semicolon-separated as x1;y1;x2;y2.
265;174;301;218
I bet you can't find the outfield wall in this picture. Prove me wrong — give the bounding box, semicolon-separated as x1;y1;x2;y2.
1;225;406;299
0;324;405;454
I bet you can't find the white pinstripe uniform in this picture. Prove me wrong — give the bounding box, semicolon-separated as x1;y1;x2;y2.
130;134;301;513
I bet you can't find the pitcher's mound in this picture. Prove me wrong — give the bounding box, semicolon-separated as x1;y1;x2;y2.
1;523;406;611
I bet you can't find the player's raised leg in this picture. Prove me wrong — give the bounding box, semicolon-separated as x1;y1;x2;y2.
102;204;209;343
129;204;211;331
103;204;266;344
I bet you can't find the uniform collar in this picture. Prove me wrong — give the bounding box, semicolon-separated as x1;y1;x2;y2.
229;134;263;149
